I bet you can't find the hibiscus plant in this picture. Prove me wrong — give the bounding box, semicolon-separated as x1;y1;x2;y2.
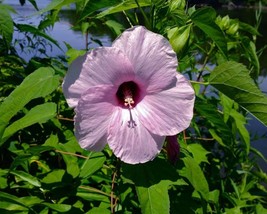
0;0;267;213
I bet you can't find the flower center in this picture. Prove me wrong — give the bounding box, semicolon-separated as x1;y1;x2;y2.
116;81;139;109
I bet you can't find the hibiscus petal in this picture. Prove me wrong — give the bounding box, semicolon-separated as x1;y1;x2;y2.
136;74;195;136
107;108;165;164
75;85;118;151
112;26;177;93
63;47;135;108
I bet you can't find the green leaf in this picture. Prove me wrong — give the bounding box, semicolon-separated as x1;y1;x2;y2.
42;203;71;212
97;0;151;18
2;103;57;142
0;4;15;46
78;0;119;21
187;143;210;164
0;192;29;211
79;152;106;179
87;207;110;214
105;20;125;36
190;7;227;58
209;61;267;126
41;169;65;184
229;109;250;154
136;180;171;214
36;0;75;15
241;38;260;77
0;67;59;142
194;99;232;146
10;170;41;187
168;24;191;53
65;45;86;65
76;191;110;202
180;157;209;201
122;158;180;214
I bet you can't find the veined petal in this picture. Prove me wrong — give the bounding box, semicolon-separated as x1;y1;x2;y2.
136;74;195;136
107;108;165;164
63;47;135;108
112;26;178;93
75;85;117;151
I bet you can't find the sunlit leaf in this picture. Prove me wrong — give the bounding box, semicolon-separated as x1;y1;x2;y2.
122;158;180;214
187;143;210;164
42;202;71;212
2;103;57;142
97;0;151;18
209;61;267;126
10;170;41;187
0;67;59;142
105;20;125;36
87;207;110;214
80;152;106;179
78;0;119;21
168;24;191;53
0;192;29;211
41;169;65;184
136;180;171;214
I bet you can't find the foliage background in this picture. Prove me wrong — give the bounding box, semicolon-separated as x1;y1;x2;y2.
0;0;267;213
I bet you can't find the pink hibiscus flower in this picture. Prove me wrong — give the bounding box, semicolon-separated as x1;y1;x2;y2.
62;26;195;164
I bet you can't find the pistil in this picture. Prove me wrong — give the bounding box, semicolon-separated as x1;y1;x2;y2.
122;85;135;109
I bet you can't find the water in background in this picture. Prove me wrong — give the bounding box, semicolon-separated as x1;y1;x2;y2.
8;0;112;60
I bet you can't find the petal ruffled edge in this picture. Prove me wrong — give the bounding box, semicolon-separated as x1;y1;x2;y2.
136;74;195;136
112;26;178;93
63;47;135;108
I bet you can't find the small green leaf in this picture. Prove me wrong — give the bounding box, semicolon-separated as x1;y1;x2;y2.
168;24;191;53
80;152;106;179
42;203;71;212
41;169;65;184
2;103;57;142
76;191;110;202
10;170;41;187
97;0;151;18
105;20;125;36
77;0;119;21
65;45;86;65
187;143;210;164
209;61;267;126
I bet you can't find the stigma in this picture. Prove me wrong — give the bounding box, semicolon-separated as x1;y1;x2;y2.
124;97;134;109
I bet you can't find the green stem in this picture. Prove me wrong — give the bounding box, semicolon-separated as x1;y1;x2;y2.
134;0;151;29
190;80;209;85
